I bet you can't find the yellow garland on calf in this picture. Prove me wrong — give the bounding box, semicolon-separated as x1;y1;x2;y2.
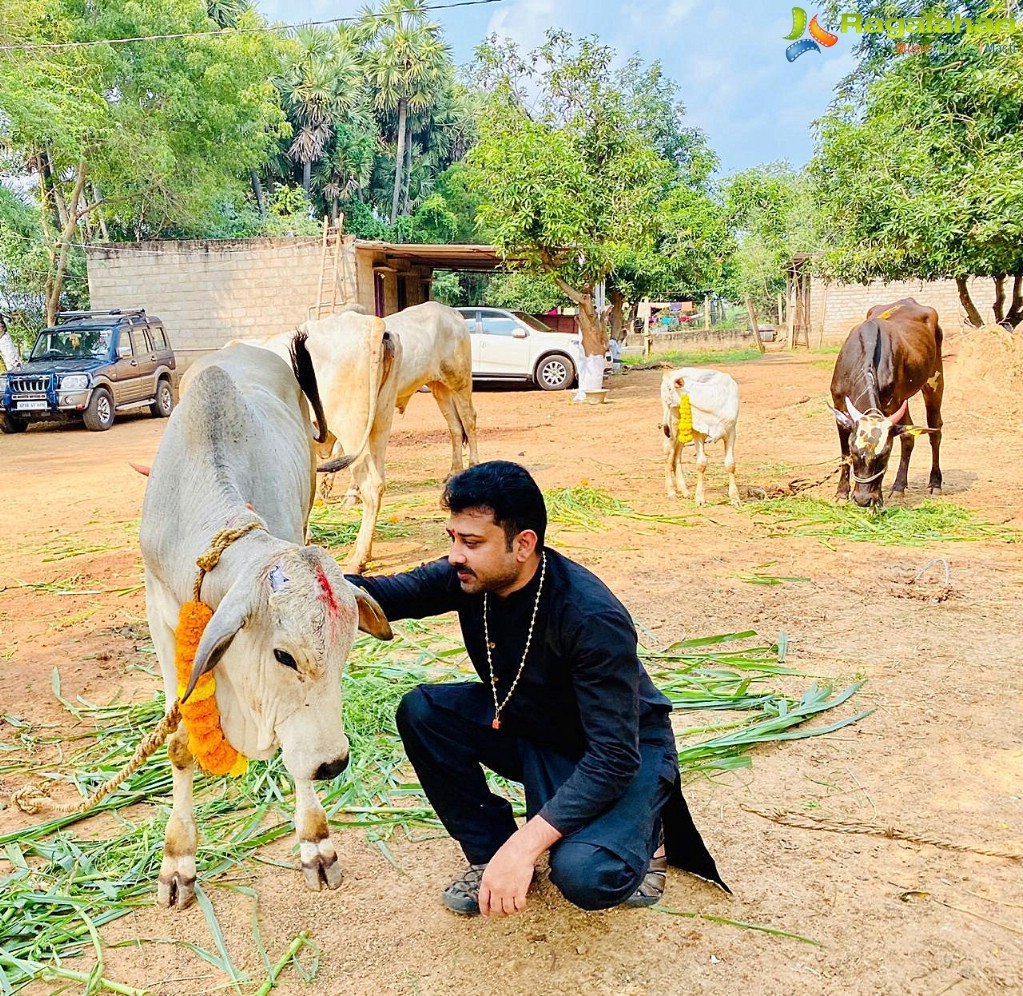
174;599;248;777
676;392;694;444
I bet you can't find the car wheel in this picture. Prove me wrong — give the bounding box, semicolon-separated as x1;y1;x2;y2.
83;387;115;431
0;414;28;433
150;379;174;418
535;353;575;391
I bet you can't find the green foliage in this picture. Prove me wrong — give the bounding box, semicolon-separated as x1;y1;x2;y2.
481;272;569;312
811;2;1023;322
466;30;720;352
722;163;814;314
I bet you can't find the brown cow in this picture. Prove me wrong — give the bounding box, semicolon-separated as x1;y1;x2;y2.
829;298;943;507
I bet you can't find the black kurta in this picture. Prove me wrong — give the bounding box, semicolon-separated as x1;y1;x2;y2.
349;548;727;889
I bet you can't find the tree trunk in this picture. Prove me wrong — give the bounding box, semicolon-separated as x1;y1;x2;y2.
390;97;408;225
993;275;1006;324
955;276;983;328
608;288;625;341
45;162;88;325
41;148;69;231
91;184;109;240
1005;273;1023;328
401;134;413;216
302;160;311;194
250;170;266;217
703;295;711;330
745;296;766;354
576;295;608;357
0;313;22;371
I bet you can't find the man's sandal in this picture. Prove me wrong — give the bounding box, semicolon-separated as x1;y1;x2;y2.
624;828;667;908
442;862;487;916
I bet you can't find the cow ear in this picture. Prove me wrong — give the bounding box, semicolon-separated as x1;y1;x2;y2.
892;424;937;437
352;586;393;640
183;584;254;701
830;406;855;431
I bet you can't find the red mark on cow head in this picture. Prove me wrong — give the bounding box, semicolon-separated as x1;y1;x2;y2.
315;565;340;617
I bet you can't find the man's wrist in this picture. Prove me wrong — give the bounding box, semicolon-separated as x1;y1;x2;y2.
506;815;562;862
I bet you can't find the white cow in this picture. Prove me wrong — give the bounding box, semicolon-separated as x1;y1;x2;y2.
660;367;741;507
141;335;391;909
384;301;479;477
230;312;402;574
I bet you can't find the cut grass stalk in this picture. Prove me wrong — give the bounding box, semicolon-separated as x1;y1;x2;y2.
652;905;822;946
746;497;1018;547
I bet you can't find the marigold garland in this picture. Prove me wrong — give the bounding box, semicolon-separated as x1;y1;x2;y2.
174;600;247;777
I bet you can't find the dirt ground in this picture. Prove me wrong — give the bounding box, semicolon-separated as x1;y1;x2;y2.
1;340;1022;995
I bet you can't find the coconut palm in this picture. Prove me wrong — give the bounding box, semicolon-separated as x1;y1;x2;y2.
356;0;450;223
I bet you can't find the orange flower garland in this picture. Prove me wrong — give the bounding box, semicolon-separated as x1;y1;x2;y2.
174;600;247;777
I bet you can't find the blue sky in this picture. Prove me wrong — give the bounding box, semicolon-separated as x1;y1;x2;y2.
254;0;860;178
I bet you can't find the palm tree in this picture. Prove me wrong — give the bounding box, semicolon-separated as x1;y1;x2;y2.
356;0;450;223
276;27;365;193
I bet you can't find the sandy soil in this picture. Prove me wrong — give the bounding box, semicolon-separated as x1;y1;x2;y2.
1;339;1021;996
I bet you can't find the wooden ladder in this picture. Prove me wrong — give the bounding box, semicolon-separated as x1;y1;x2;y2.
312;215;349;320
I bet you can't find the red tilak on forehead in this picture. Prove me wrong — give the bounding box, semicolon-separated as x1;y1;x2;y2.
315;565;340;616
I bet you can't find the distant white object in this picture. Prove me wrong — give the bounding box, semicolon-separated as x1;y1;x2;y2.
660;367;741;507
574;353;606;400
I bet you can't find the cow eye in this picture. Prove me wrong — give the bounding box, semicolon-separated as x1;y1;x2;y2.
274;649;298;670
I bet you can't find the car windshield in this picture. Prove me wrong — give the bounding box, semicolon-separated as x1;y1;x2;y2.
30;328;112;361
511;311;555;332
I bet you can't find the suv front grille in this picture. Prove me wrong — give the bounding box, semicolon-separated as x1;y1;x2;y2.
10;375;52;396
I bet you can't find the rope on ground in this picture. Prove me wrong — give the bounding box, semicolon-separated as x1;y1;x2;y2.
744;463;844;500
12;703;181;816
741;805;1022;861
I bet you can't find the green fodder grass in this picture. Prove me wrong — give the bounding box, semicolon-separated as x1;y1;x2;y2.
1;626;867;990
307;502;412;549
543;485;694;530
624;347;763;367
745;497;1018;547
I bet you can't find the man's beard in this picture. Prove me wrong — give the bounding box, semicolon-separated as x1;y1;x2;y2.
455;562;519;595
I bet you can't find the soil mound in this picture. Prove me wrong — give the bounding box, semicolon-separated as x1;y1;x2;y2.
945;324;1023;412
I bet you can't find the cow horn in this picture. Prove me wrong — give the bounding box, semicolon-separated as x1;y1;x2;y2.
182;583;255;701
887;398;909;425
844;397;865;422
129;462;151;477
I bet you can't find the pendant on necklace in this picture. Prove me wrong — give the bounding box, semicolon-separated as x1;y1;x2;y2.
491;717;501;730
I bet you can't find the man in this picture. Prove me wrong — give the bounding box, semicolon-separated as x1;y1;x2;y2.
349;461;727;917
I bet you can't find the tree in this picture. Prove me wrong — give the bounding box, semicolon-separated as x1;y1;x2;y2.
723;164;814;320
356;0;451;224
467;31;691;372
276;26;366;194
0;0;287;320
812;2;1023;326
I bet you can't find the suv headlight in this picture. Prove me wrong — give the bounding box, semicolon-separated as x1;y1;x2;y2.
60;374;89;391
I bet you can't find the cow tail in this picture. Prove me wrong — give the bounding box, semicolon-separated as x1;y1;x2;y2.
326;319;393;471
290;331;329;443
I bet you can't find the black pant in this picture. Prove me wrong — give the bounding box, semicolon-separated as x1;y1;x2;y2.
396;682;675;911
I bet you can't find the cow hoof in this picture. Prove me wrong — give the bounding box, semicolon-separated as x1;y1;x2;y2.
301;839;343;892
729;496;743;509
157;872;196;909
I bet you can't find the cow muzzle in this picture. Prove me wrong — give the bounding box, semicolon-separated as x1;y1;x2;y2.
313;754;350;781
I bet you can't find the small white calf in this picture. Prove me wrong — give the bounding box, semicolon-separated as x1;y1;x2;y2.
660;367;741;507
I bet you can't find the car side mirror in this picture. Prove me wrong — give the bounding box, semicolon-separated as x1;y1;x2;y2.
512;329;528;339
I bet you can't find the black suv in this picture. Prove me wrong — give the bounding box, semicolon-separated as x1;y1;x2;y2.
0;309;176;433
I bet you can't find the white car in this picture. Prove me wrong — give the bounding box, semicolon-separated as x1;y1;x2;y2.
456;307;580;391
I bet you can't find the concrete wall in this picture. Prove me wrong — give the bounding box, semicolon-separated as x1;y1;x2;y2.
811;276;1000;343
86;239;329;368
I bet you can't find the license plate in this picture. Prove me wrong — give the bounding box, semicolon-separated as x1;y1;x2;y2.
15;400;47;411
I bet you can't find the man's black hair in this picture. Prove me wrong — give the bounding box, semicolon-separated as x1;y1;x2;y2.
442;460;547;550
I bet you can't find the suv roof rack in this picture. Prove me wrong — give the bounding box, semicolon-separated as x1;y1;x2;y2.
57;308;148;321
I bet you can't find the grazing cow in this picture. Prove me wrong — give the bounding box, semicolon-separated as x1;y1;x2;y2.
141;336;391;909
829;298;943;507
384;301;480;478
660;368;741;507
231;312;402;573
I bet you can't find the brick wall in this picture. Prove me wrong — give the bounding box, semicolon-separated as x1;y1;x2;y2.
810;276;1000;343
86;238;333;369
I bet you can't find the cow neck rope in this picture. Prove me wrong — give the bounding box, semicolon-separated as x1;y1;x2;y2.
483;552;546;731
177;520;267;778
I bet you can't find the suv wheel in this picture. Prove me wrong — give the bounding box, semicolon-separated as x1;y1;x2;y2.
150;378;174;418
535;353;575;391
83;387;115;431
0;414;28;434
